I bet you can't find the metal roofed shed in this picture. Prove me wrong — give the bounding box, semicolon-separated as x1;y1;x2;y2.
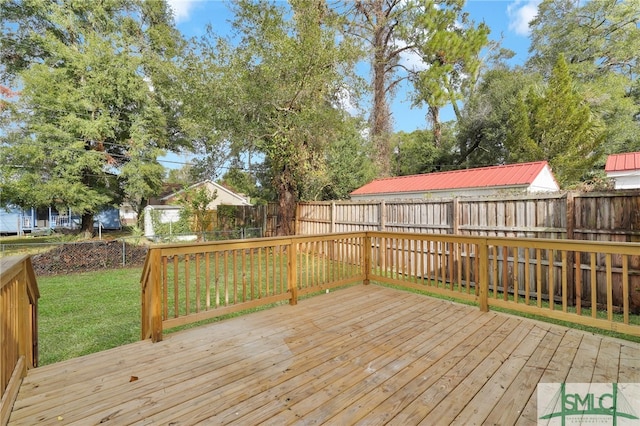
605;151;640;190
350;161;560;201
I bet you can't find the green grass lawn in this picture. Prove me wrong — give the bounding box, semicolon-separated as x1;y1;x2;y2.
37;268;143;366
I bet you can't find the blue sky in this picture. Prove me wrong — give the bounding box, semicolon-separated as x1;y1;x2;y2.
166;0;540;133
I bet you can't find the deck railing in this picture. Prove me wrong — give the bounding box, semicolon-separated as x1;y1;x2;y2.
141;233;366;342
141;231;640;342
367;231;640;336
0;255;39;426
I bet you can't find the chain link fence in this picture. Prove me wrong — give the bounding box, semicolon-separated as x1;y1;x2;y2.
0;227;263;276
148;227;263;243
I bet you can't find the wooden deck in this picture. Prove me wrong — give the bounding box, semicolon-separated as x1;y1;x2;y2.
8;285;640;425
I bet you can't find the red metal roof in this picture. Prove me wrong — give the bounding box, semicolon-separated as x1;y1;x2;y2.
350;161;551;196
605;152;640;172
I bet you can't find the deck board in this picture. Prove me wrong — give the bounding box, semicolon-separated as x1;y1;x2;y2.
8;284;640;425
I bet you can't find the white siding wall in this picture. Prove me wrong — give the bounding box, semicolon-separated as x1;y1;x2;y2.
143;206;182;237
163;181;251;209
528;166;560;192
350;186;531;202
607;171;640;190
200;181;251;209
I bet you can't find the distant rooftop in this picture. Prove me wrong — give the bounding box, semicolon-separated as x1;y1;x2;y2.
351;161;551;196
605;151;640;173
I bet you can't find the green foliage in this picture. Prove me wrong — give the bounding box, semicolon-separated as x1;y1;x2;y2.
180;0;362;233
392;130;440;176
0;0;184;232
174;185;218;234
568;172;615;192
528;0;640;156
219;160;264;203
149;208;190;236
456;68;540;167
166;165;197;188
320;124;376;200
217;204;239;229
506;55;604;186
504;93;539;163
408;0;490;145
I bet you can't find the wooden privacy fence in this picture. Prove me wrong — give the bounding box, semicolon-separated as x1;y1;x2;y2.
0;255;39;426
216;203;281;237
141;231;640;342
367;231;639;336
297;191;640;311
297;192;640;240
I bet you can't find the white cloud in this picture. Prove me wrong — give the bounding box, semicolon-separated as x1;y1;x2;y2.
396;40;428;72
507;0;541;36
334;86;362;117
166;0;198;24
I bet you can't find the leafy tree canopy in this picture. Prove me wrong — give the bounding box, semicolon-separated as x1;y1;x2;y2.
0;0;184;235
506;55;604;186
528;0;640;155
179;0;362;234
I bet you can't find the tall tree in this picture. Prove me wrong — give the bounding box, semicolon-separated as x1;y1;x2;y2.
185;0;360;235
318;118;376;200
344;0;408;177
504;92;539;163
528;0;640;155
455;68;539;167
391;128;456;176
408;0;489;147
0;0;183;237
506;55;603;186
343;0;489;173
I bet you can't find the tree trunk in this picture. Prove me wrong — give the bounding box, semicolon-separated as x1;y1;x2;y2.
428;105;442;148
81;213;94;239
275;169;296;236
370;0;392;177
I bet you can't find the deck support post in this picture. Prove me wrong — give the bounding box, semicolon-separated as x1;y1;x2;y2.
363;234;371;285
478;240;489;312
150;249;163;342
288;240;298;305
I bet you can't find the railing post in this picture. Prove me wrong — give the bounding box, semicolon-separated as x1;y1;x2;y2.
478;240;489;312
288;240;298;305
363;234;371;285
149;249;163;342
19;264;29;377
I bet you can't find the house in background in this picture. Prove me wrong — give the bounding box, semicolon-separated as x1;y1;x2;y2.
350;161;559;201
605;151;640;190
119;202;139;226
143;180;252;238
160;180;251;209
0;206;120;235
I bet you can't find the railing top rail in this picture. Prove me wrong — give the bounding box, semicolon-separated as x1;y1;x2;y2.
152;232;368;256
150;231;640;257
0;254;40;301
1;254;30;288
366;230;639;251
